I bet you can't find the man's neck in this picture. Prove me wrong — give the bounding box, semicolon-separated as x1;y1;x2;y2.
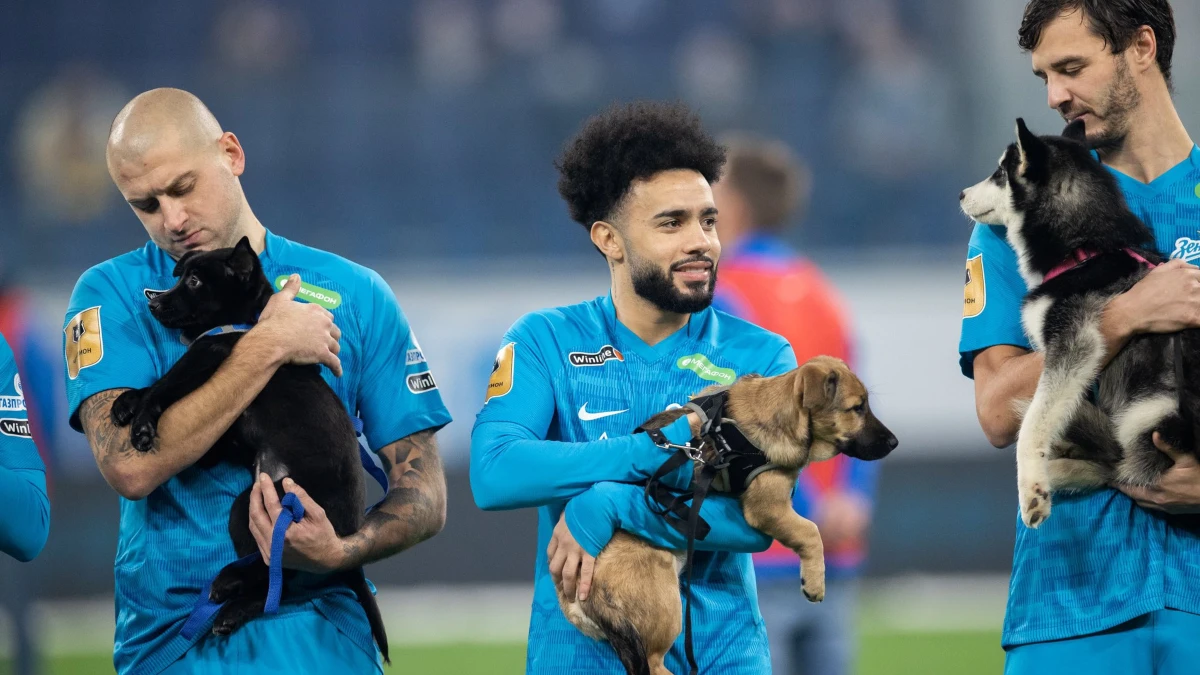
1099;89;1194;184
610;274;690;347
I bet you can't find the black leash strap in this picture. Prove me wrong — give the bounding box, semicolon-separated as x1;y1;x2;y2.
1176;334;1194;450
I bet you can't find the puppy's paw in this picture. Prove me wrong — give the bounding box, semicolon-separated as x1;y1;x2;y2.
1016;438;1052;528
129;414;159;453
110;389;145;427
799;569;825;603
209;570;245;605
211;611;247;636
211;599;261;637
1018;482;1051;528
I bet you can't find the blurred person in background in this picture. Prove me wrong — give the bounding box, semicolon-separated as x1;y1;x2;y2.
711;133;876;675
63;88;450;675
963;1;1200;672
0;257;57;675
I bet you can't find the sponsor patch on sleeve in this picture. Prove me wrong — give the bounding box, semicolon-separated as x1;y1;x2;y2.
964;254;985;319
485;342;515;403
65;306;104;380
406;371;438;394
0;418;31;438
406;334;426;365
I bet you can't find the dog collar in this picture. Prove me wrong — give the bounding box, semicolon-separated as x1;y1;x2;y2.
1043;247;1157;284
186;323;255;346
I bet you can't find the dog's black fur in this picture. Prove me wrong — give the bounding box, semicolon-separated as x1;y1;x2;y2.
109;236;389;661
960;118;1200;527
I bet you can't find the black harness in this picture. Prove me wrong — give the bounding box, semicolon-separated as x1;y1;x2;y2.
637;389;776;675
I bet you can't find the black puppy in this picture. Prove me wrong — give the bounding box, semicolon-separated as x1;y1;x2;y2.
109;236;388;661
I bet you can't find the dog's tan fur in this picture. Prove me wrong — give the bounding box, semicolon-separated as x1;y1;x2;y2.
556;356;893;675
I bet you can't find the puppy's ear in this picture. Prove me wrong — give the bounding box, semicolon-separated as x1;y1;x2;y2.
1015;118;1047;177
1061;118;1087;144
172;251;198;277
796;361;839;409
227;237;258;281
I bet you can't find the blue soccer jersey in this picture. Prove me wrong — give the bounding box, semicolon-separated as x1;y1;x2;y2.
959;146;1200;648
471;293;797;674
63;229;452;675
0;332;48;562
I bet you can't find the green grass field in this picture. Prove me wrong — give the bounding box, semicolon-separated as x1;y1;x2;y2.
0;631;1004;675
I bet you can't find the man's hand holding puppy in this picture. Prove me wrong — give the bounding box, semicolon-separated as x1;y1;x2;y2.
548;410;708;602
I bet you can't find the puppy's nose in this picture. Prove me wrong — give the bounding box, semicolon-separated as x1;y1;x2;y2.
958;191;965;201
886;434;898;450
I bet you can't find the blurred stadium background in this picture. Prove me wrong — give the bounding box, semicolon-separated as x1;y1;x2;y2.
6;0;1200;673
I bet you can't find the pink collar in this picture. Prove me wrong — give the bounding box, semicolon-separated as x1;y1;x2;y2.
1043;247;1157;283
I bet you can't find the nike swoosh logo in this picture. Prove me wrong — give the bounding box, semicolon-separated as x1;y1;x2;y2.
578;403;628;421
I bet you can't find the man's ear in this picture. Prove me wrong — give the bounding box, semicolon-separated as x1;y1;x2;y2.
591;221;625;262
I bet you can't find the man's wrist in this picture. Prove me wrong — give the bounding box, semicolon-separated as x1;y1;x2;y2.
1101;293;1138;343
240;326;288;369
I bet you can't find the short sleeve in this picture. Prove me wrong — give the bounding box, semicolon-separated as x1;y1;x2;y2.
959;223;1031;378
472;314;556;440
764;337;799;377
63;267;158;431
355;270;453;450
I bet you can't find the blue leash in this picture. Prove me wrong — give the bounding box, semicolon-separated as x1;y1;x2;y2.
180;413;386;639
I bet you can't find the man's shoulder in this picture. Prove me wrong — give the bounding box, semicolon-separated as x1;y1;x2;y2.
269;234;382;290
72;243;168;301
706;308;789;354
507;296;608;340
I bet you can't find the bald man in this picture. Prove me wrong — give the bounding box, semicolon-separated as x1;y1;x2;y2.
63;88;452;675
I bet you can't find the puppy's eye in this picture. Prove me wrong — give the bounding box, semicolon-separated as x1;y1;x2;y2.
849;403;865;414
186;275;202;290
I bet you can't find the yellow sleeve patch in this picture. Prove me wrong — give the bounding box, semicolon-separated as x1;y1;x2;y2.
485;342;515;403
65;306;104;380
964;255;985;318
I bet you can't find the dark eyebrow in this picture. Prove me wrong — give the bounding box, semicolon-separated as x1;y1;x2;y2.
127;171;196;206
653;207;719;219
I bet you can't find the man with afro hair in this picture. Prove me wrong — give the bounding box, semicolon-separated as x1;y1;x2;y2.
471;101;800;674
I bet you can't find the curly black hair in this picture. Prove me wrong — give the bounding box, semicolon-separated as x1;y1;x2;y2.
555;101;726;230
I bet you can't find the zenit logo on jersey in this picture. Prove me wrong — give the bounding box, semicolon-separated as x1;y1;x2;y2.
144;288;169;301
1171;234;1200;263
65;306;104;380
406;371;438;394
0;419;31;438
568;345;623;367
964;254;985;318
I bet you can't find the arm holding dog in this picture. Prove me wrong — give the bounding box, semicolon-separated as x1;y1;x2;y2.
563;481;774;557
972;258;1200;448
78;276;342;500
470;328;694;510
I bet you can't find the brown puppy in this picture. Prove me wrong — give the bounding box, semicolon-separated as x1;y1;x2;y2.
556;356;897;675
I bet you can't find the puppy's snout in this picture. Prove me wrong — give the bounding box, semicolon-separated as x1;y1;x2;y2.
958;190;965;201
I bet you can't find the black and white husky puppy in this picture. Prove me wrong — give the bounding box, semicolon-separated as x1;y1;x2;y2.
959;118;1198;528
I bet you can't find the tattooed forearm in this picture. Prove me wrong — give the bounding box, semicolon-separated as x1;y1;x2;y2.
79;389;139;471
340;429;447;567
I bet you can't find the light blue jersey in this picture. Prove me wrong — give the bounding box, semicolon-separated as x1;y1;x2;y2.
959;146;1200;648
0;332;49;562
63;230;452;675
471;293;797;674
